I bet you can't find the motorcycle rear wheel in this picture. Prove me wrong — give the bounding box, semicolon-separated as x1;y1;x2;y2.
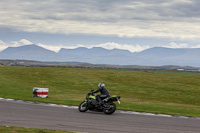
79;101;89;112
103;103;116;115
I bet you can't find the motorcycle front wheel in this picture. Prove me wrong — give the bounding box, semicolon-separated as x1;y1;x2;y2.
79;101;89;112
103;103;116;115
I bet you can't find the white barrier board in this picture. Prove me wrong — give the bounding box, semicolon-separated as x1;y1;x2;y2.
33;88;48;98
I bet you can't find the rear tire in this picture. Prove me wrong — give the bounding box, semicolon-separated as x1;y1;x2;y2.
79;101;88;112
103;103;116;115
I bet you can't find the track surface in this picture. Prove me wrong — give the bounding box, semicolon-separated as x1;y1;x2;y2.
0;100;200;133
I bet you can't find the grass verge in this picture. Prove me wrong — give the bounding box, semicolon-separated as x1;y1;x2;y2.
0;126;74;133
0;66;200;117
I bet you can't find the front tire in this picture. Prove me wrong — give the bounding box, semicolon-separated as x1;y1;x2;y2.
79;101;88;112
103;103;116;115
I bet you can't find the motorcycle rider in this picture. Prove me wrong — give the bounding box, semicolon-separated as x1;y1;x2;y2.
92;83;111;106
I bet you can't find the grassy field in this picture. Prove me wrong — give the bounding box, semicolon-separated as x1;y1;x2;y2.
0;66;200;117
0;126;74;133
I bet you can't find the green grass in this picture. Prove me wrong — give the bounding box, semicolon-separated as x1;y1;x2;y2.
0;66;200;117
0;126;74;133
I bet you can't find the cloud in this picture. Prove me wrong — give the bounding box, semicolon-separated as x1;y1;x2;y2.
0;39;33;51
45;42;150;53
191;44;200;48
88;42;150;52
163;42;189;48
19;39;33;45
0;0;200;39
0;40;7;51
10;39;33;47
37;43;62;52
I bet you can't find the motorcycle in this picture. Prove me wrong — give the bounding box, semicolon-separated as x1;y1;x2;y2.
78;89;121;115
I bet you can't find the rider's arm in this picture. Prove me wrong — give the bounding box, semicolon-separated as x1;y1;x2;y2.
92;88;101;94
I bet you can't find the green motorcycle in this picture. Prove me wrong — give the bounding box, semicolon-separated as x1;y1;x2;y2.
79;89;121;115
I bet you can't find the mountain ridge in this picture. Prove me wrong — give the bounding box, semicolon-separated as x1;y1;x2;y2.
0;44;200;66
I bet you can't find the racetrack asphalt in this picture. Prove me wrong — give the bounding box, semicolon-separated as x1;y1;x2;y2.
0;99;200;133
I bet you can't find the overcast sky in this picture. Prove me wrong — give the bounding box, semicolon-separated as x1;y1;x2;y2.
1;0;200;52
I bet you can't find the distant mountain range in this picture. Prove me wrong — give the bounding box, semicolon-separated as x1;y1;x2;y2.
0;44;200;67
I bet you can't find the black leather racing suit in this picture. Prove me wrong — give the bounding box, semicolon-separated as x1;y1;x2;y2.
93;87;110;105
